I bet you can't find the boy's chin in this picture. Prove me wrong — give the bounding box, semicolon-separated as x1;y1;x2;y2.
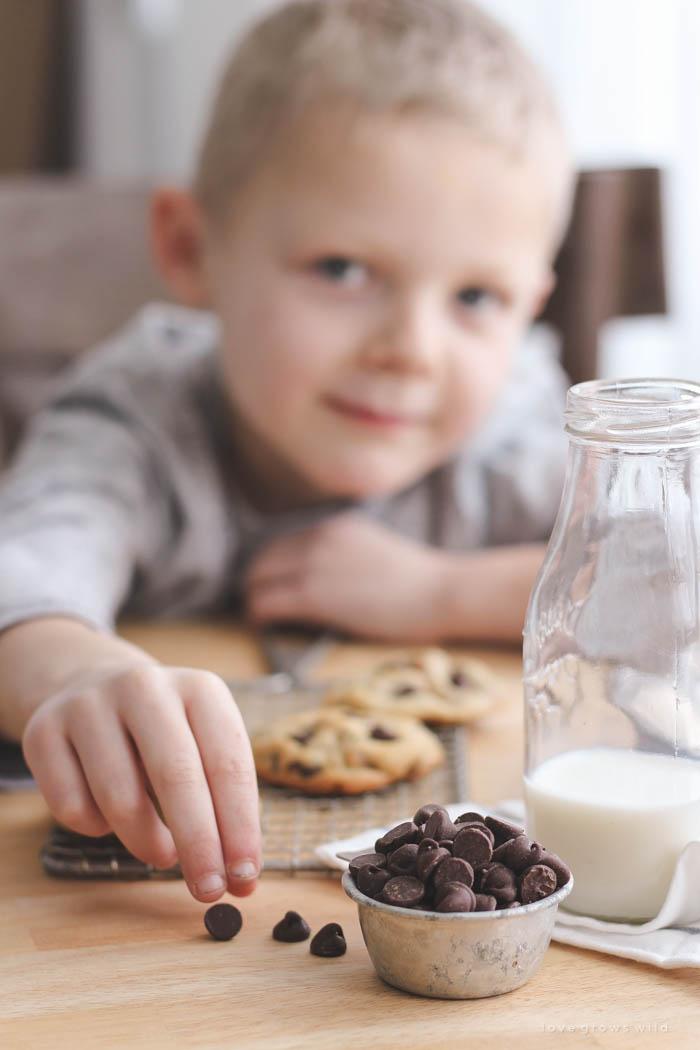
307;458;429;502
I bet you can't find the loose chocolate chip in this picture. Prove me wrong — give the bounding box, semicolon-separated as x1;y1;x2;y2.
375;821;419;854
290;728;316;745
393;683;417;696
387;842;419;876
478;862;518;905
474;893;497;911
413;803;447;826
424;808;458;842
416;845;450;882
484;815;525;846
437;839;454;854
204;903;242;941
520;864;558;904
348;852;387;879
286;761;321;778
370;725;396;740
357;864;392;898
272;911;310;942
540;850;572;887
381;875;425;908
492;835;545;873
310;923;347;957
435;882;476;912
433;856;474;892
453;826;494;867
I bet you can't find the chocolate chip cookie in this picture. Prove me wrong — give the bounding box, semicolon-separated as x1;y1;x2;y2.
323;647;496;724
251;706;445;795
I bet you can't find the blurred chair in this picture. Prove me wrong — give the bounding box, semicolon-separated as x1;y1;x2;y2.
0;177;166;462
541;167;667;385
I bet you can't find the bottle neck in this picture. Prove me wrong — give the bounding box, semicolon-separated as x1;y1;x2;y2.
566;378;700;450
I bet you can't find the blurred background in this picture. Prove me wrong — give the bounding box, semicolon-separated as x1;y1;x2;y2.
1;0;699;389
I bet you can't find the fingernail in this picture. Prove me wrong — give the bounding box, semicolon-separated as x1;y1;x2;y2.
228;859;259;881
195;872;226;897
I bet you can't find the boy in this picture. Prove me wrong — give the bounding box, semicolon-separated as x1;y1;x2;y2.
0;0;572;903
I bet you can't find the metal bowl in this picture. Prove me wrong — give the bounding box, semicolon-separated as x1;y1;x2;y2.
342;869;573;999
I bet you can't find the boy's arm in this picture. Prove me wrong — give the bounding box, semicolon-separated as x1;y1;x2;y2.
0;617;262;902
0;617;151;740
245;513;544;643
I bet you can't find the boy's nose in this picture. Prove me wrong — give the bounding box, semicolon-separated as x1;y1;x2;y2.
359;295;442;374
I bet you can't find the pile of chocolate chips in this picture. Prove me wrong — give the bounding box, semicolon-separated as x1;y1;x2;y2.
349;804;571;913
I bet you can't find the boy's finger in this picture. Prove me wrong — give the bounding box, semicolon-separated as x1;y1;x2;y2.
69;708;177;870
23;726;110;838
182;673;262;897
120;686;227;902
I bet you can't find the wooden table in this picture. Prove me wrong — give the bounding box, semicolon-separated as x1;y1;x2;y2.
2;622;699;1049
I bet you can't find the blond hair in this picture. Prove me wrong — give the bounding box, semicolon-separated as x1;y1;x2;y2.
194;0;572;241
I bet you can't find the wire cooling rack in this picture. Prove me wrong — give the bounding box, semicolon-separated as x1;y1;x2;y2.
40;682;469;878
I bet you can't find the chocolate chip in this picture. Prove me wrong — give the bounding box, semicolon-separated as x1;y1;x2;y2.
375;821;419;853
437;839;454;854
478;862;518;905
455;811;486;826
484;815;525;846
357;864;392;898
393;683;417;696
416;844;450;882
450;670;474;688
310;923;347;957
540;850;572;887
272;911;310;942
492;835;545;873
348;852;387;879
435;882;476;912
204;903;242;941
453;826;493;867
454;818;495;847
290;728;316;745
423;808;458;842
474;893;497;911
370;725;396;740
381;875;425;907
387;842;419;876
520;864;558;904
286;760;321;778
413;803;447;826
433;855;474;892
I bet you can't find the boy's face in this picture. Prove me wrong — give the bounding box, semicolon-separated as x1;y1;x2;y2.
200;108;556;504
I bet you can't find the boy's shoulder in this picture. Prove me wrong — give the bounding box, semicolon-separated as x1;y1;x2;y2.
71;302;220;381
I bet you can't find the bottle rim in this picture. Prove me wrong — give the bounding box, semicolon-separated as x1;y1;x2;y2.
565;377;700;444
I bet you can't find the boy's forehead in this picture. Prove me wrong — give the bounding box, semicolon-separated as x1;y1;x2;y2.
247;106;557;260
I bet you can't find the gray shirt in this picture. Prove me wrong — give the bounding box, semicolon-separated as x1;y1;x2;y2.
0;303;569;634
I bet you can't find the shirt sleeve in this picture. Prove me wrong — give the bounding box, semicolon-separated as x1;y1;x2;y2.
0;391;167;634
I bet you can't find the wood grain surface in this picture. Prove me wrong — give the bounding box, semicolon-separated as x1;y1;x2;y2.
1;622;699;1049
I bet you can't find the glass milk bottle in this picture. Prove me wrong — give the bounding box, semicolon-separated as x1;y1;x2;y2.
523;379;700;922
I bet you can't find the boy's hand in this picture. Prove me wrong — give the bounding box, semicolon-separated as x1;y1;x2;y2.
22;664;261;903
245;513;450;641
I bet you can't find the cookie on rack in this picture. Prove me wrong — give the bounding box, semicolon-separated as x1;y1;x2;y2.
251;706;445;795
322;647;495;725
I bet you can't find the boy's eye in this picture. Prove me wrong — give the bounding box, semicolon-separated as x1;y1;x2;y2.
457;286;496;311
313;256;367;287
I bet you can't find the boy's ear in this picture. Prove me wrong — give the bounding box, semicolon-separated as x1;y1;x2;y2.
150;188;211;307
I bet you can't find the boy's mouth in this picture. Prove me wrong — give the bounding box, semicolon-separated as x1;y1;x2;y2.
323;394;427;428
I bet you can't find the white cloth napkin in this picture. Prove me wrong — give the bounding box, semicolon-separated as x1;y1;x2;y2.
316;800;700;969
